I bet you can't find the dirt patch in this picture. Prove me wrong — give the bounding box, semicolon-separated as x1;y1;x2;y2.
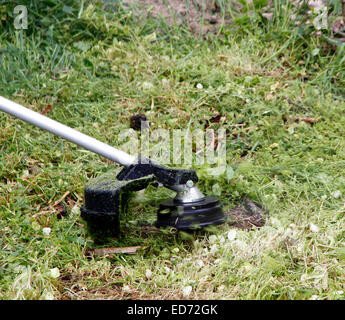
59;273;127;300
122;0;238;35
59;272;178;300
60;283;127;300
226;197;267;229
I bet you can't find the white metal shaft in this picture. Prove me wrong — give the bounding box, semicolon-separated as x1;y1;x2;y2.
0;96;136;167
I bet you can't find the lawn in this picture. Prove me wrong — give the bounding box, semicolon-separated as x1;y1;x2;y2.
0;0;344;300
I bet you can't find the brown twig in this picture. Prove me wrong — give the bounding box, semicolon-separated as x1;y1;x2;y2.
51;191;70;207
86;246;142;257
297;117;320;123
291;116;320;124
33;191;70;218
286;99;311;112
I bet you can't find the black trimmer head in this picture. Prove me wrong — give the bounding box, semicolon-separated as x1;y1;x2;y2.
81;157;226;239
156;197;225;231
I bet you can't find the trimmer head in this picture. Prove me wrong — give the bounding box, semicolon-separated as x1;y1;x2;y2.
156;196;225;231
81;157;226;240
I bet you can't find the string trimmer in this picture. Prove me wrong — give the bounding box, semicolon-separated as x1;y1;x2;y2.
0;96;226;239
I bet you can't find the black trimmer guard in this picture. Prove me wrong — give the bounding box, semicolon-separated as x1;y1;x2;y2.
80;167;226;240
81;169;155;240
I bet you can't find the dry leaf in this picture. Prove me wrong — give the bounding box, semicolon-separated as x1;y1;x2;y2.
41;105;52;115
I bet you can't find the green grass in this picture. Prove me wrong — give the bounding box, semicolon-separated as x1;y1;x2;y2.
0;0;344;299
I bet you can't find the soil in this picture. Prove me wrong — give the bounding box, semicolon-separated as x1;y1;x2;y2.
122;0;238;35
130;113;148;131
226;197;267;229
